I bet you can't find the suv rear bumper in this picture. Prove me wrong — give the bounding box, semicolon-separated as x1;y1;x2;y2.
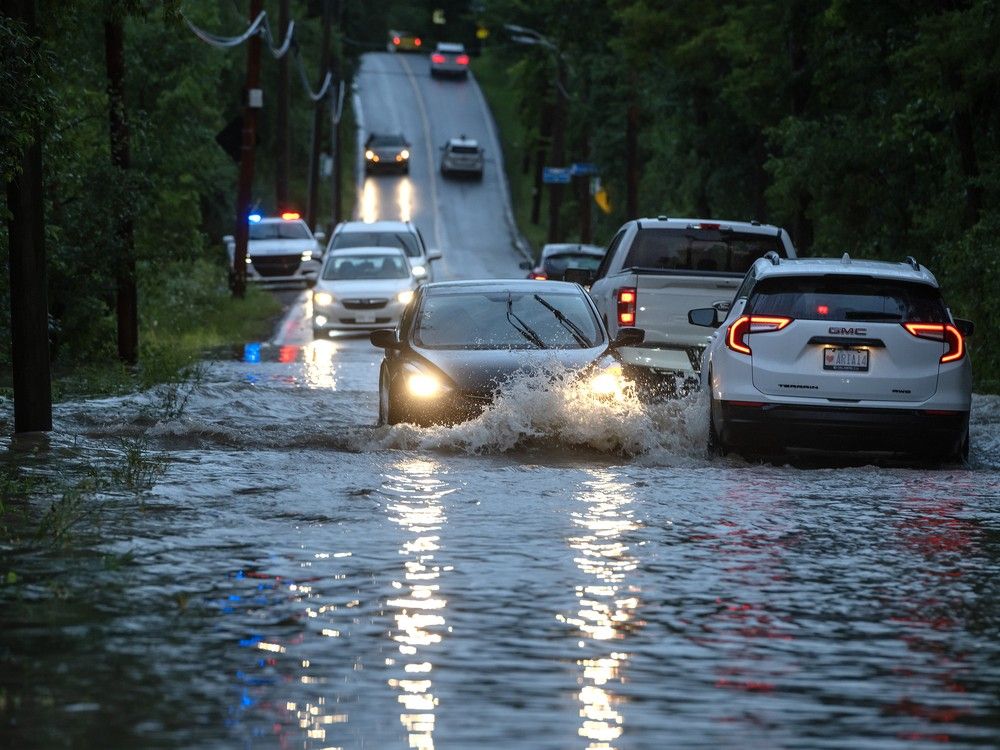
716;400;968;457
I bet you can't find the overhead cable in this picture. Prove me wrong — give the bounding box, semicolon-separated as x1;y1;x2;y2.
261;16;294;59
182;10;266;48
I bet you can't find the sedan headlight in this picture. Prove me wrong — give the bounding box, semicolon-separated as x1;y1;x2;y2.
400;149;410;160
365;149;375;160
301;251;313;261
407;372;442;398
313;291;334;306
589;363;627;397
397;290;414;305
411;264;427;278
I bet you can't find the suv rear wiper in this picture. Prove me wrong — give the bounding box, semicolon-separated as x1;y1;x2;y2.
844;311;903;320
506;294;546;348
533;294;591;348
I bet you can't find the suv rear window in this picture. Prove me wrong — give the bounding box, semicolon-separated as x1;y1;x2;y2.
747;276;947;322
331;231;420;257
623;228;784;274
449;145;479;154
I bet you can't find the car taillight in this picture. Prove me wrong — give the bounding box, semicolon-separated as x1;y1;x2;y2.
414;37;422;47
456;54;469;65
617;287;637;326
531;273;547;280
903;323;965;363
393;36;401;45
431;53;445;63
725;315;792;355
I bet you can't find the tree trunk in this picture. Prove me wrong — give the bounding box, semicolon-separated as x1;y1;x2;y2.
625;73;640;220
3;0;52;433
104;16;137;364
547;59;567;244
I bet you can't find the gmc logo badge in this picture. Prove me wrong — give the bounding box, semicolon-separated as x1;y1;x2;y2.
829;326;867;336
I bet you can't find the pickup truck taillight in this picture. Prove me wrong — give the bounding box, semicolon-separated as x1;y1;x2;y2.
617;287;637;326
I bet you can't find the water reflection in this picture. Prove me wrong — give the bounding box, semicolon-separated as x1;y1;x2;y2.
361;178;379;223
397;178;414;222
382;458;454;750
561;471;641;748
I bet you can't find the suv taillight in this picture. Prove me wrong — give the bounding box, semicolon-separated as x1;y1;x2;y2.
903;323;965;363
726;315;792;355
431;53;446;63
617;287;637;326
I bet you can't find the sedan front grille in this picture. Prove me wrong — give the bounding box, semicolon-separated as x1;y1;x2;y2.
251;255;301;277
342;299;389;310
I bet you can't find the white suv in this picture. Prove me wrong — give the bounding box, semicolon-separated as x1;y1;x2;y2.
326;220;441;282
690;254;974;461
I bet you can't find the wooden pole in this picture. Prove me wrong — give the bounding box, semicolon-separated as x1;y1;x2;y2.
232;0;263;299
275;0;290;210
306;0;331;231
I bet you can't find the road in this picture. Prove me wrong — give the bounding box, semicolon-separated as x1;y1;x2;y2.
2;52;1000;750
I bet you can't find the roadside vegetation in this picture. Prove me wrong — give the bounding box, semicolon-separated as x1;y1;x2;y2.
478;1;1000;390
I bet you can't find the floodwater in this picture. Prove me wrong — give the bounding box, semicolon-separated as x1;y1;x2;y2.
2;335;999;749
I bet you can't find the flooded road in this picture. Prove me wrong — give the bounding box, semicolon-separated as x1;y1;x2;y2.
3;52;1000;749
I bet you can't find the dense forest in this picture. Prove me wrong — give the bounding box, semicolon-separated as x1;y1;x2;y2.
2;1;999;391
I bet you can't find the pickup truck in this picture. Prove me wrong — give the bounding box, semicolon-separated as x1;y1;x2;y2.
223;213;325;287
572;217;796;388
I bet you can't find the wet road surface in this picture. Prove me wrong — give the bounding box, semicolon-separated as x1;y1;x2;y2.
2;53;1000;749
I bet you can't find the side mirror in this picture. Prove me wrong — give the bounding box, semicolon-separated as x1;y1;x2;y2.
688;307;721;328
954;318;975;337
518;260;533;270
314;231;326;242
611;327;645;348
564;268;596;286
369;329;400;349
427;249;442;261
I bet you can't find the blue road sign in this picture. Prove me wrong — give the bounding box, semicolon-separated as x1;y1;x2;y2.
542;167;572;184
570;162;598;176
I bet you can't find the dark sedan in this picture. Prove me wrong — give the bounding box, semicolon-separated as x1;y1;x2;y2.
369;280;644;425
520;243;605;281
364;133;410;175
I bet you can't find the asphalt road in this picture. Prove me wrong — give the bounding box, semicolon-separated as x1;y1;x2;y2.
273;51;527;345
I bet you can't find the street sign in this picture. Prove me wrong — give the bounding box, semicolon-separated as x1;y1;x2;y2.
570;162;597;176
476;25;489;40
542;167;571;184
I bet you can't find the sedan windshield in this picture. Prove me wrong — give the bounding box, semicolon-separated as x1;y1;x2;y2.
331;232;420;257
249;221;312;240
413;291;602;349
323;254;409;280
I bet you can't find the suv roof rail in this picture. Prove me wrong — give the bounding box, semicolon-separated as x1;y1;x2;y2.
763;251;781;266
905;255;921;271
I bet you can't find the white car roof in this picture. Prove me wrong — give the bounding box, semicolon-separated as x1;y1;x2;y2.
541;243;603;257
753;256;940;287
328;246;407;258
447;137;479;147
336;220;413;233
635;217;785;235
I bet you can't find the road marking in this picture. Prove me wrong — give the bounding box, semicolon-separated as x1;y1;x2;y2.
271;290;310;346
396;54;447;252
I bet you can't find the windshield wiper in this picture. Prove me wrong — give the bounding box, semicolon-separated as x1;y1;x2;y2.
533;294;591;348
506;294;546;348
844;310;903;320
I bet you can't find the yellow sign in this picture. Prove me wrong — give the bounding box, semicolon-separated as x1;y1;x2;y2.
476;25;489;40
595;188;612;214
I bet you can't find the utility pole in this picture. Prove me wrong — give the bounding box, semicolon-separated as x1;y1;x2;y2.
307;0;331;231
330;0;344;225
531;105;550;226
547;58;567;243
625;72;640;220
275;0;290;210
4;0;52;433
232;0;263;299
104;15;138;364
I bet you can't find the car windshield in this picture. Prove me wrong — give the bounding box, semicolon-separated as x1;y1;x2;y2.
450;145;479;154
622;228;784;274
249;221;312;240
331;231;420;257
544;253;603;274
369;135;406;147
322;254;409;280
413;291;602;350
747;276;948;322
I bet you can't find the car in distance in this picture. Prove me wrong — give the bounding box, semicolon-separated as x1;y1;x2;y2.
312;247;418;338
223;211;324;288
388;29;422;52
521;243;605;281
439;136;484;178
364;133;410;175
577;217;797;390
430;42;469;78
369;279;644;425
689;254;974;461
327;220;441;282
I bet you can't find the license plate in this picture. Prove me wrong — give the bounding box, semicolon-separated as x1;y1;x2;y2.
824;347;869;371
355;313;377;324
